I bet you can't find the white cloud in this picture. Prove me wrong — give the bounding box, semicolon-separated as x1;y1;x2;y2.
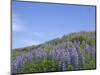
12;14;27;32
13;23;24;32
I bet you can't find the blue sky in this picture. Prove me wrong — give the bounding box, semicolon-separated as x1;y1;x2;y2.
12;1;96;49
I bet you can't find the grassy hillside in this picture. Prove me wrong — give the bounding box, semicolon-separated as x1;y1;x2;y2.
11;31;96;74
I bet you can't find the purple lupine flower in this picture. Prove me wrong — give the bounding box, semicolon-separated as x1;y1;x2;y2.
58;49;64;57
77;47;85;65
55;49;70;71
62;50;71;70
49;49;58;60
70;47;78;70
12;56;24;73
22;54;28;63
42;50;48;58
26;52;33;62
34;48;43;60
56;49;62;59
54;50;59;60
92;46;96;60
15;56;23;68
65;50;71;65
73;56;78;70
86;44;91;55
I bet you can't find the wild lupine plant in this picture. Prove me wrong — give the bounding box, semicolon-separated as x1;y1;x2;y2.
12;32;96;74
70;47;78;70
86;44;91;55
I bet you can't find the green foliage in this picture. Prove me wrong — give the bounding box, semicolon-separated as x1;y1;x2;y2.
40;45;53;52
84;54;96;69
22;59;58;73
68;65;73;70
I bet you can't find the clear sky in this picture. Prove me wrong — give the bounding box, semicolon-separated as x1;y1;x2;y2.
12;1;96;49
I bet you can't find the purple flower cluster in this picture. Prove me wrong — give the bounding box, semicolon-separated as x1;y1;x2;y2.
86;44;91;55
12;41;96;73
34;48;49;60
12;56;24;73
11;52;33;73
77;47;85;65
49;48;71;70
26;53;33;62
70;47;78;70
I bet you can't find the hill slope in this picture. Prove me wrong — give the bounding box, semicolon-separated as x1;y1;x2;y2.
11;31;96;74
